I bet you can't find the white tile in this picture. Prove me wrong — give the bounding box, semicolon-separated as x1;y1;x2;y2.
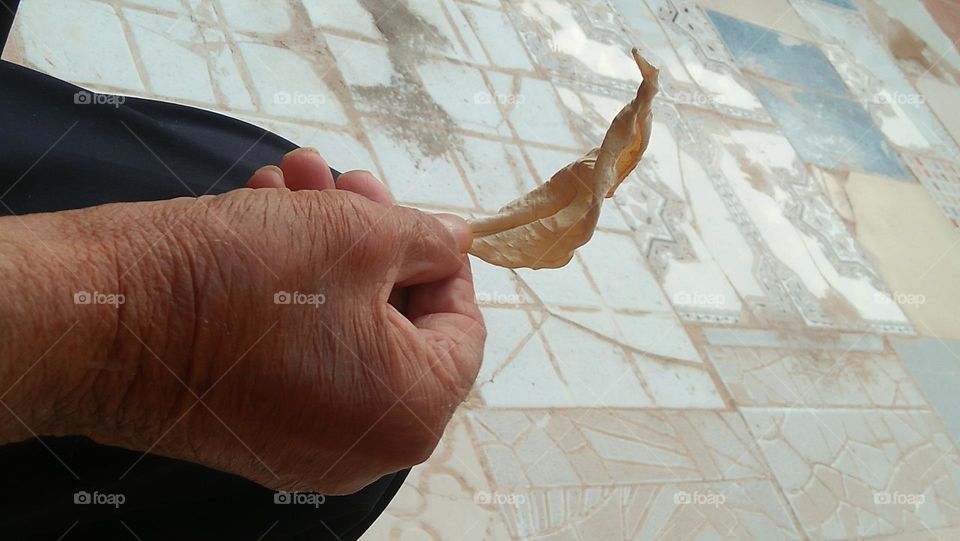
488;73;582;148
237;42;347;125
516;258;602;308
325;35;395;89
123;10;215;104
408;0;487;63
478;318;655;408
457;136;538;213
416;59;510;136
13;0;144;90
462;3;533;70
302;0;384;40
361;118;475;209
218;0;292;33
577;231;671;312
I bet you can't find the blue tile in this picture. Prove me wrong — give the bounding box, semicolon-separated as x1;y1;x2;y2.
894;337;960;445
706;10;848;95
755;81;909;179
818;0;857;10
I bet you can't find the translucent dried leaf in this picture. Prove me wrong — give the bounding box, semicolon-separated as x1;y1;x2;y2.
468;49;659;269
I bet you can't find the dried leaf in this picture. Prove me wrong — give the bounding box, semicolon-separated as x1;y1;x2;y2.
467;49;659;269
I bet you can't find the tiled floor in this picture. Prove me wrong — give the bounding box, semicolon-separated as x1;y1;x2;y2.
5;0;960;539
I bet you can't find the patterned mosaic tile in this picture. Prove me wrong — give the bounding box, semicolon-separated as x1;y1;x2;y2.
467;408;769;486
706;10;848;95
708;347;927;407
646;0;771;122
466;409;801;539
790;0;960;162
363;413;513;540
755;78;910;179
901;152;960;228
507;0;644;93
614;102;912;332
743;408;960;540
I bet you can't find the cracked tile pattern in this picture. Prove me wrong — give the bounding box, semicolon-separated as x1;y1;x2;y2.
5;0;960;539
743;408;960;540
709;347;927;407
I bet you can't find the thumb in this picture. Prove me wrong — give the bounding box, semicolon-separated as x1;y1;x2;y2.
393;210;472;287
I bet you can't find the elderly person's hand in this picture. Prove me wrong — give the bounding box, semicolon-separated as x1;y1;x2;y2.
0;149;485;495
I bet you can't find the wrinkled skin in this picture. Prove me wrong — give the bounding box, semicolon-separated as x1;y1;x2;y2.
0;149;485;495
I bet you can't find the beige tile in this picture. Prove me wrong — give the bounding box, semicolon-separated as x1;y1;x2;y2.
695;0;814;41
365;413;512;540
847;171;960;339
916;75;960;149
744;407;960;540
469;409;769;488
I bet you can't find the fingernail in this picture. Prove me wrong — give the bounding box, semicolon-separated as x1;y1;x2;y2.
255;164;284;182
434;213;473;253
284;146;321;158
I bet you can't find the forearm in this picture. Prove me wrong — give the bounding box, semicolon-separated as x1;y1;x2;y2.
0;205;135;442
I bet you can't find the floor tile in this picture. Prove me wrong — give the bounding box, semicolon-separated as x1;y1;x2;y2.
456;136;539;213
8;0;144;91
743;408;960;540
791;0;960;161
916;75;960;149
468;409;771;488
363;413;512;541
845;170;960;339
893;337;960;445
818;0;857;10
622;105;912;333
416;58;511;136
510;0;644;92
492;479;801;540
237;42;348;125
707;10;848;95
218;0;291;34
703;328;885;351
360;118;475;209
461;3;533;71
709;347;927;407
302;0;384;40
902;152;960;228
487;72;582;148
694;0;814;41
647;0;770;121
122;9;216;105
755;79;909;179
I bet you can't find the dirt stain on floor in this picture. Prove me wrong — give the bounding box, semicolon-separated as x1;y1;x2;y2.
356;0;462;159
